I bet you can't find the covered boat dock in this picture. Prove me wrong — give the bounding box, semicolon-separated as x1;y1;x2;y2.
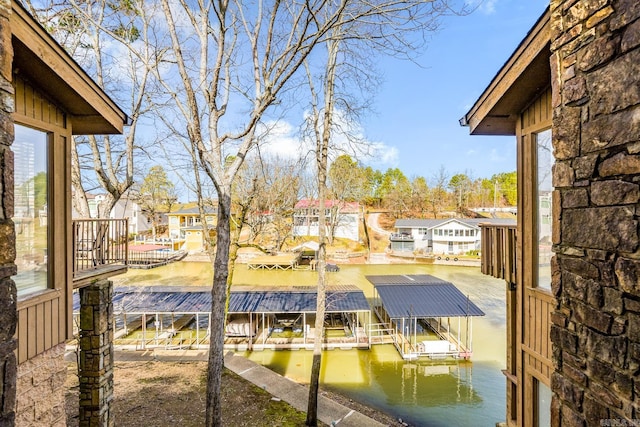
227;285;371;350
73;285;371;351
366;274;484;360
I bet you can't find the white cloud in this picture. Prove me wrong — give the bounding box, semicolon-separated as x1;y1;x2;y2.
255;121;305;159
466;0;499;15
255;113;399;171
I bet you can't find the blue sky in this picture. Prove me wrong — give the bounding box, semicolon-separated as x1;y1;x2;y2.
358;0;549;181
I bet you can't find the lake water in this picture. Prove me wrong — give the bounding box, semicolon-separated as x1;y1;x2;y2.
113;261;507;427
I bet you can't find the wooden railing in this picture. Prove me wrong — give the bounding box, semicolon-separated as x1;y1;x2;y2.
72;218;128;287
480;223;517;287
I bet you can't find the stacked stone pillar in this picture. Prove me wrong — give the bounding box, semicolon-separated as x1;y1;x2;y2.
0;0;16;424
78;280;115;427
550;0;640;425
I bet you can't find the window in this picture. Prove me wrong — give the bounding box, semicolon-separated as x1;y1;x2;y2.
535;379;551;427
536;128;553;290
13;125;49;297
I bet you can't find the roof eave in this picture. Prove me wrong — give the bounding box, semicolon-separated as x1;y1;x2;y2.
462;8;551;136
11;1;127;135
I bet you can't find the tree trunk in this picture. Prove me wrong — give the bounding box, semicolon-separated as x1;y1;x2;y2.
306;209;326;426
205;192;232;427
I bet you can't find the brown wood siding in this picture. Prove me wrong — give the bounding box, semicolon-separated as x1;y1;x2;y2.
13;76;67;129
480;224;516;285
14;74;71;364
524;289;553;379
515;87;554;427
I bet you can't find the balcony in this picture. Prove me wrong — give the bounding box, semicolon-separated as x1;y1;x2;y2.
480;223;516;287
389;232;414;242
73;218;128;287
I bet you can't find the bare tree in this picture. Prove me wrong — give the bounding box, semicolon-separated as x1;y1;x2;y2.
300;3;467;423
429;165;451;218
150;3;374;425
237;156;302;250
411;176;430;217
25;0;160;218
134;165;177;240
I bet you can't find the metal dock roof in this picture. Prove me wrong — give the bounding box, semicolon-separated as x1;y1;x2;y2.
74;285;370;314
365;274;485;318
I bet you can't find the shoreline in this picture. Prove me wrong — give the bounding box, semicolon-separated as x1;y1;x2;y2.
183;250;481;268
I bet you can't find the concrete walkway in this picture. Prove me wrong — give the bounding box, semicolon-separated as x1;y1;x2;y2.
223;351;386;427
94;349;386;427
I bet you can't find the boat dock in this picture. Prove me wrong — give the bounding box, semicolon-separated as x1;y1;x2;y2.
366;274;485;360
246;253;302;270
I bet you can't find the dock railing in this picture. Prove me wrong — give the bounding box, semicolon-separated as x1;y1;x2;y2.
72;218;128;287
480;223;517;287
367;323;395;345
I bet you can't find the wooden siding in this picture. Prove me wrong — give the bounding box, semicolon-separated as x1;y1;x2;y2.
520;89;552;132
14;75;72;364
11;1;126;135
524;289;553;380
517;87;554;427
480;223;517;286
13;76;67;130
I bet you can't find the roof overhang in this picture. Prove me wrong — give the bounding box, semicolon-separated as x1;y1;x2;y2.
11;1;127;135
461;9;551;136
366;275;485;318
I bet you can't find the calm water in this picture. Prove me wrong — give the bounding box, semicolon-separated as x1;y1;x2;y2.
114;262;507;427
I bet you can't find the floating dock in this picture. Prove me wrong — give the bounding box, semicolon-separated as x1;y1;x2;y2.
246;253;302;270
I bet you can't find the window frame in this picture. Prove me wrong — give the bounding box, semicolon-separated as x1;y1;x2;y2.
534;127;553;291
12;124;52;298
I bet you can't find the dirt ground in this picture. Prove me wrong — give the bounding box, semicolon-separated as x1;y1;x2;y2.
65;361;404;427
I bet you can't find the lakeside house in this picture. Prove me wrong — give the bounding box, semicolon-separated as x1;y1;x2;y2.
108;194;168;237
390;217;516;255
292;199;361;242
0;1;129;424
167;206;217;251
74;192;167;237
462;3;639;426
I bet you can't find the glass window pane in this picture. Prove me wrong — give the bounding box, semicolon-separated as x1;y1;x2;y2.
536;380;551;427
537;129;553;290
13;125;49;297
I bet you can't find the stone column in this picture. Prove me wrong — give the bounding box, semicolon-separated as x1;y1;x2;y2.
0;0;16;424
550;0;640;425
78;280;114;427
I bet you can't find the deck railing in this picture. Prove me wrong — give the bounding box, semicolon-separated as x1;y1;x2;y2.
389;233;414;241
480;223;517;287
72;218;128;286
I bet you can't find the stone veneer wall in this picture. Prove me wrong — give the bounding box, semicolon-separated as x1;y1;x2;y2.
0;0;16;425
550;0;640;425
78;280;114;427
15;344;66;427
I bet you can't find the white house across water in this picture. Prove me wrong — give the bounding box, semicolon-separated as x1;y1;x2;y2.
390;218;516;255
